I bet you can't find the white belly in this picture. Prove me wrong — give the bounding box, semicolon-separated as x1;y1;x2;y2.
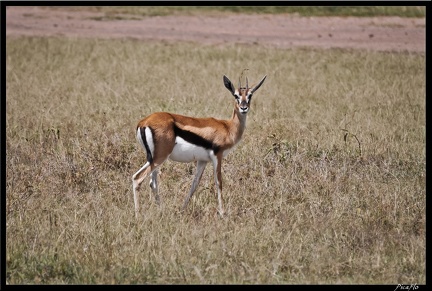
169;137;212;163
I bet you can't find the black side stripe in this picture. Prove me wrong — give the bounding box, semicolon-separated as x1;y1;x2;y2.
173;125;221;154
140;127;153;164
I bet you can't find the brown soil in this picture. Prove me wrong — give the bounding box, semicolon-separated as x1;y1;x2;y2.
6;6;425;53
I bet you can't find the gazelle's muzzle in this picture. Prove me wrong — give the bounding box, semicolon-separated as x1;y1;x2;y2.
239;100;249;113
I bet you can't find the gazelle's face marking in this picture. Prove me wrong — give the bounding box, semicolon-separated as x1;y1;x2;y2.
234;87;253;114
223;75;266;116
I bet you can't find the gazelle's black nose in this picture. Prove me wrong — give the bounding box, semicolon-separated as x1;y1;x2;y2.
239;106;249;113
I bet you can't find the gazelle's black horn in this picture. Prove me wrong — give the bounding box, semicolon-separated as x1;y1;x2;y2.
238;78;242;89
246;77;248;88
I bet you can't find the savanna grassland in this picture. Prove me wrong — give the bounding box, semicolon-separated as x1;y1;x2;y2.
6;9;425;285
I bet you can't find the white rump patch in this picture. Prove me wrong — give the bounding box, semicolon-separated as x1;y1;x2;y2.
136;127;155;158
136;128;145;150
145;127;155;157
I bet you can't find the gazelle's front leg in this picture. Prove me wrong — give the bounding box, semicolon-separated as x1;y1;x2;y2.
182;160;207;211
211;153;224;216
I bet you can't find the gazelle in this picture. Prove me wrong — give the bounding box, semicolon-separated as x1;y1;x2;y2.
132;74;267;217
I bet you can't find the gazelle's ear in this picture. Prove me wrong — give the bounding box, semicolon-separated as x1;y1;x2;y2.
223;75;236;96
250;75;267;94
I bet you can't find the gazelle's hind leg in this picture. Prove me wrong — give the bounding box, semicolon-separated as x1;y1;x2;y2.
133;159;167;218
132;162;153;218
150;169;160;205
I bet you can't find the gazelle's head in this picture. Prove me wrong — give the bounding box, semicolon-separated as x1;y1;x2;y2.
223;75;267;115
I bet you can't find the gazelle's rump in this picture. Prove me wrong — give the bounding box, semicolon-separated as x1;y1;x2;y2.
136;127;155;164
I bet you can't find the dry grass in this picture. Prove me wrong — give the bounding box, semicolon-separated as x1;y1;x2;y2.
6;36;425;284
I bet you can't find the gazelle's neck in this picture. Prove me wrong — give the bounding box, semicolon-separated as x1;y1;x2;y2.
229;107;247;144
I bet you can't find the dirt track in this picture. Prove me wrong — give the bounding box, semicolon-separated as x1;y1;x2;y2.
6;6;426;53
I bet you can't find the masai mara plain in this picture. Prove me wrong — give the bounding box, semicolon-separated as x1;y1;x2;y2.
5;6;426;284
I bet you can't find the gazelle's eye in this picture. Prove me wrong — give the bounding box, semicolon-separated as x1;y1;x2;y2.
234;95;240;100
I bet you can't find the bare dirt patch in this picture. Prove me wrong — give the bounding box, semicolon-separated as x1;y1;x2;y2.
6;6;425;53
